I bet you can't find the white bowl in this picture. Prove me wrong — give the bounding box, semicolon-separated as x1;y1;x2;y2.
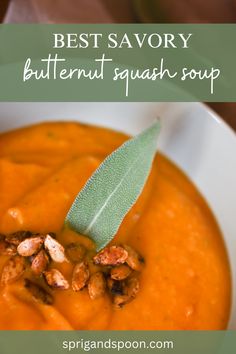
0;102;235;329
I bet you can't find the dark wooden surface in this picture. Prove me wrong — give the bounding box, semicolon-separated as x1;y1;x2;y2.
0;0;235;132
209;103;236;132
0;0;9;22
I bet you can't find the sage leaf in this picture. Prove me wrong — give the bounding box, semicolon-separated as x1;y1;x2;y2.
65;120;161;251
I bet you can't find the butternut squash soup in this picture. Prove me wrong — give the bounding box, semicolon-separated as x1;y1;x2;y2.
0;121;231;330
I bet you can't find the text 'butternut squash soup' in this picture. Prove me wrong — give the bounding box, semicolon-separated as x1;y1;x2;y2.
0;121;231;330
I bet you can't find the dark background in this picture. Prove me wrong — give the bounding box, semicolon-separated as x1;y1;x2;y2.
0;0;236;131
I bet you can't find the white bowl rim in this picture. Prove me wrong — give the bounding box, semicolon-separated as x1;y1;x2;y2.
0;101;235;329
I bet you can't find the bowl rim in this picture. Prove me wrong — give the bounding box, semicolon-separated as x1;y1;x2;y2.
0;101;235;329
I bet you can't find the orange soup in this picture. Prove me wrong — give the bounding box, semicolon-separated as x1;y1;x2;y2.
0;121;231;330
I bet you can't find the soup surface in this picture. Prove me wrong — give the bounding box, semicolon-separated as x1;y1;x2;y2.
0;121;231;329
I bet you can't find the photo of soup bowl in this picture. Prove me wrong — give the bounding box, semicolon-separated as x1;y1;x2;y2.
0;101;235;329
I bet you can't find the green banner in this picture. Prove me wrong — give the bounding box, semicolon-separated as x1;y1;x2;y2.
0;331;235;354
0;24;236;101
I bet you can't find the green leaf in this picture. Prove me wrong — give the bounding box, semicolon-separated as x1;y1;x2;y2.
65;120;161;251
